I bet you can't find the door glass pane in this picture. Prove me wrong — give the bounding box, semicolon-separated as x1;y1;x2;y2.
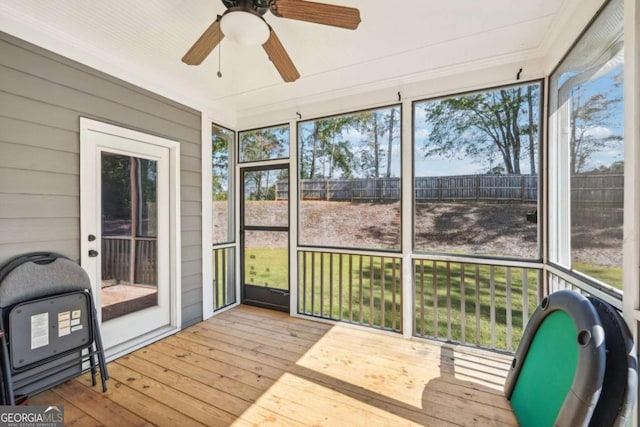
102;154;132;236
101;153;158;321
243;169;288;227
137;159;157;238
244;230;288;290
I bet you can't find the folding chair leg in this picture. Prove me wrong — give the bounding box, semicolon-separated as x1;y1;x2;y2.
0;332;15;405
89;345;97;387
90;299;109;391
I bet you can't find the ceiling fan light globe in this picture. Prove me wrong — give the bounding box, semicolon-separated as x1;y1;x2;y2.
220;11;270;46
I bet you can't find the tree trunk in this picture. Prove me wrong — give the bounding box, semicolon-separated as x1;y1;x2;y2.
311;124;319;178
386;108;396;178
527;85;536;175
299;130;306;179
570;90;579;175
373;114;380;178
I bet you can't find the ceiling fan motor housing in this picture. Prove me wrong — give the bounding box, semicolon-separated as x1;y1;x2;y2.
221;0;270;16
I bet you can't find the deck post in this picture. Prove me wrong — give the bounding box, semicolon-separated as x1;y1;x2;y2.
401;98;414;339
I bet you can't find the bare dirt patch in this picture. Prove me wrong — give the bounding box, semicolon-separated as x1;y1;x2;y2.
414;202;537;258
300;201;401;250
214;200;621;267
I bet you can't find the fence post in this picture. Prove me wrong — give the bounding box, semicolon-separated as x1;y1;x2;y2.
350;179;354;202
521;175;525;202
476;175;481;201
326;179;330;201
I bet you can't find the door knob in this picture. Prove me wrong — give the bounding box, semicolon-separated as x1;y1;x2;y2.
88;250;99;257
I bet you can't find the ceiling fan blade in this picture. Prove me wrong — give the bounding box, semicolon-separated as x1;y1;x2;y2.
182;17;225;65
263;28;300;83
270;0;361;30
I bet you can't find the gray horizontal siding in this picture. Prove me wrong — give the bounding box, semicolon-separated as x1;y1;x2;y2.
181;201;202;217
0;168;78;196
0;117;79;152
0;32;203;327
0;195;79;218
0;141;79;173
182;245;203;263
0;240;79;264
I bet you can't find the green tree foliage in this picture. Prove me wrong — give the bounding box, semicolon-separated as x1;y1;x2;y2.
102;154;132;221
101;154;157;236
244;168;288;201
422;84;540;175
356;108;400;178
299;106;400;180
240;126;288;162
212;125;233;201
569;77;623;174
240;126;289;201
299;116;357;179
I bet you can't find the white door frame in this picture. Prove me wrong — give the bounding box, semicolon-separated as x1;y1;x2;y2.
80;118;181;360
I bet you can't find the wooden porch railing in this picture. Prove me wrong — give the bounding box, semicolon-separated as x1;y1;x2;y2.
213;245;236;311
298;250;402;333
413;258;541;352
102;237;157;286
546;265;622;310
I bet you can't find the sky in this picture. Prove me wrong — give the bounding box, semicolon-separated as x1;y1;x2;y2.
569;66;624;172
216;64;624;184
413;85;540;177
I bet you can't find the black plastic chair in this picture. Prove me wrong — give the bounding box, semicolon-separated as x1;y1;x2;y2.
0;252;108;404
587;296;637;427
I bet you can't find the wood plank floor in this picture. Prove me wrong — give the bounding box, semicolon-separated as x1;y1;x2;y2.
29;305;517;426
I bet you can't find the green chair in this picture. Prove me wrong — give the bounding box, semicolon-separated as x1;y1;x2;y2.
504;290;606;427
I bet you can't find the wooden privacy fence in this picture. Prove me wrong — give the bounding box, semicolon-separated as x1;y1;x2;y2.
296;178;401;201
281;175;537;202
415;174;536;202
571;173;623;207
277;173;622;206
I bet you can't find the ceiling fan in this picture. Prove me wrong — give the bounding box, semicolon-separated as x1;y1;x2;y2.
181;0;361;82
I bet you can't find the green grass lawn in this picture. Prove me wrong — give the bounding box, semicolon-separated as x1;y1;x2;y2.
414;260;539;351
237;248;540;351
299;252;403;332
213;247;236;310
572;262;622;290
244;248;289;290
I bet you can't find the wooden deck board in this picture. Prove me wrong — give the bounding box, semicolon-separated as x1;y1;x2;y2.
31;305;517;426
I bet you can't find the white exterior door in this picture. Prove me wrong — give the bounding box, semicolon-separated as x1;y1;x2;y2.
80;118;181;359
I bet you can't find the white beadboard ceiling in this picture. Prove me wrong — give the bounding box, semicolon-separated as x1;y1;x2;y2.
0;0;598;123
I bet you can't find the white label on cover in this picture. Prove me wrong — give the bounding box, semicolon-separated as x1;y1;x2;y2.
31;313;49;349
58;311;71;337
